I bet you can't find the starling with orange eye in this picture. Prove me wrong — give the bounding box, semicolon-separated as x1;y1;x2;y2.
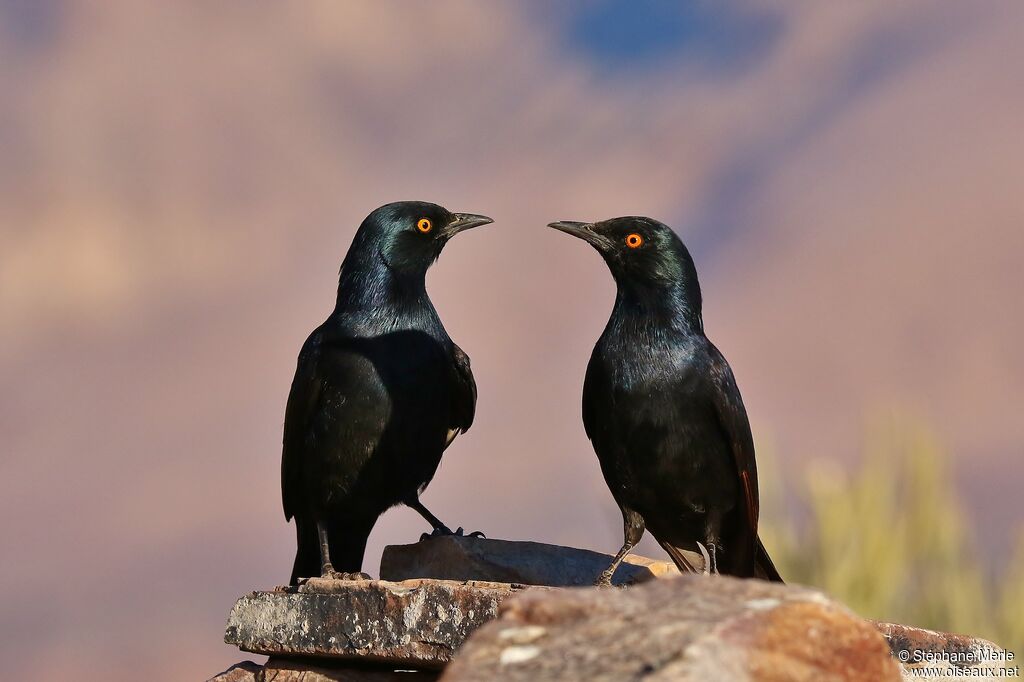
282;201;493;584
549;216;782;584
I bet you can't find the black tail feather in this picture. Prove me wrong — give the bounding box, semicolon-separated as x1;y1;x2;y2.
290;518;321;586
658;540;702;574
754;535;784;582
289;516;374;585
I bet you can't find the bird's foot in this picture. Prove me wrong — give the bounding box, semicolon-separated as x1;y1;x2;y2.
705;542;719;575
696;542;713;576
419;526;486;542
419;524;452;541
593;570;615;588
320;568;371;581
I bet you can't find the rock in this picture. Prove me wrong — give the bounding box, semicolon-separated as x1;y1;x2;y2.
220;539;1010;681
206;661;262;682
207;657;439;681
224;578;541;669
380;535;686;586
441;575;903;681
874;621;1016;680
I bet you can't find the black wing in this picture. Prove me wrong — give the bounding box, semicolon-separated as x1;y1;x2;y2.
281;329;323;521
705;342;760;536
581;349;605;443
582;372;595;442
445;343;477;448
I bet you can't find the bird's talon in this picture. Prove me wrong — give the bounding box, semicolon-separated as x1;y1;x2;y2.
453;527;486;538
420;525;484;540
420;526;455;541
696;542;712;576
321;569;371;581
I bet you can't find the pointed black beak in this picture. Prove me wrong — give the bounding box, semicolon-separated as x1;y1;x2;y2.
548;220;592;237
548;220;611;250
443;213;494;238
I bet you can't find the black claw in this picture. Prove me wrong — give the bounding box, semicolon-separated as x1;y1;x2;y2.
419;526;453;541
321;569;370;581
452;527;487;538
419;525;485;541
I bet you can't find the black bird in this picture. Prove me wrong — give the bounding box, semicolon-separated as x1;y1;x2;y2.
282;201;492;585
549;216;782;584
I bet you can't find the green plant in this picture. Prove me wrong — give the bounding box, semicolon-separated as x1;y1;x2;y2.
757;417;1023;654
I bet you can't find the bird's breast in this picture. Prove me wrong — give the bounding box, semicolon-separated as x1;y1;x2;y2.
595;329;701;391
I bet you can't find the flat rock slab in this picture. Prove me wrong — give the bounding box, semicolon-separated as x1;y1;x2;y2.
380;535;685;586
441;574;903;682
207;658;439;681
224;578;539;669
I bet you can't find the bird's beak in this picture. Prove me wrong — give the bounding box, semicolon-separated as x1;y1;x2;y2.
443;213;494;238
548;220;611;250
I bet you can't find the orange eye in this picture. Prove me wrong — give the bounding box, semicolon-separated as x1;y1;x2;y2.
625;233;643;248
416;218;432;233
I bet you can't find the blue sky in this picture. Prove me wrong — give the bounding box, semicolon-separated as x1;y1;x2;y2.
552;0;783;75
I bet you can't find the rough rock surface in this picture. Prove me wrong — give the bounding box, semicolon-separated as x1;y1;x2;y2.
224;578;538;669
220;540;1011;680
874;621;1015;680
206;658;439;681
380;535;685;586
207;661;262;682
441;574;902;682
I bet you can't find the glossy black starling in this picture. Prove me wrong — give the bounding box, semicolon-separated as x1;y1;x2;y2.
283;201;492;584
549;217;782;584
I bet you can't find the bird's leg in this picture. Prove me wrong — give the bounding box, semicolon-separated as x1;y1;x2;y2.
595;507;645;587
407;498;451;534
407;498;485;541
317;521;337;576
702;515;720;576
596;541;637;588
315;521;370;581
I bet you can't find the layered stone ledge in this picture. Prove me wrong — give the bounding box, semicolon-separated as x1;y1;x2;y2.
224;577;540;669
216;537;1014;681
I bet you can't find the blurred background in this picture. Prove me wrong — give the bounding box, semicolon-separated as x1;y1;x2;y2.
1;1;1022;679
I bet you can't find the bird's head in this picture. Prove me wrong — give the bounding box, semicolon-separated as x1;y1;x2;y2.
549;216;699;288
549;216;703;326
350;201;493;276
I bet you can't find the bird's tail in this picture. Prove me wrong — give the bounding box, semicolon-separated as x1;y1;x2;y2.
754;535;784;582
290;516;374;585
658;540;702;574
290;518;321;586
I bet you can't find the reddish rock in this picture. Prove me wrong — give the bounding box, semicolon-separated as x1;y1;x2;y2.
874;621;1015;680
441;575;902;681
206;661;262;682
380;535;684;587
